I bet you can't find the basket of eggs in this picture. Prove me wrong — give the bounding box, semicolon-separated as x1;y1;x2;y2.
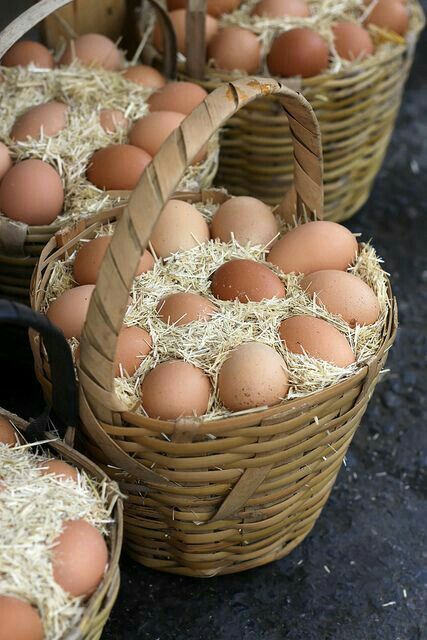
31;77;397;577
0;299;123;639
0;0;219;304
153;0;425;220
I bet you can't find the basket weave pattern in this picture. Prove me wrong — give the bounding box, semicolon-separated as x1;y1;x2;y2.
182;0;425;218
31;76;397;577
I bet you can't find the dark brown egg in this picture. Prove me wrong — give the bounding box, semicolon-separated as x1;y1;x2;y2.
122;65;166;89
1;40;54;68
267;28;329;77
212;259;286;302
59;33;122;70
332;21;374;61
86;144;151;190
11;101;68;142
365;0;409;35
208;27;261;73
252;0;310;18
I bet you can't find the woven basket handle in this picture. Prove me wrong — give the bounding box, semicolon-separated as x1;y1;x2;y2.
79;76;323;416
0;0;177;79
0;299;77;441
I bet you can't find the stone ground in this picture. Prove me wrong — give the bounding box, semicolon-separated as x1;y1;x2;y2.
0;3;426;639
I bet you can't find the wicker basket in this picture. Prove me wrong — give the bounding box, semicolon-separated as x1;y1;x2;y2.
0;0;216;304
31;77;397;577
176;0;425;219
0;299;123;639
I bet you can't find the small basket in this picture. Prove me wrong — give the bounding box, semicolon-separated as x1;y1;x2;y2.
0;299;123;638
176;0;425;219
0;0;217;304
31;77;397;577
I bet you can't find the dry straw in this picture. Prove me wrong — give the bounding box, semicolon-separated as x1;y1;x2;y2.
31;78;397;577
0;411;123;639
177;0;425;218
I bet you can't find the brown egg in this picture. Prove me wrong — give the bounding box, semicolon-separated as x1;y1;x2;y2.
208;27;261;73
332;21;374;61
252;0;310;18
279;315;355;367
47;285;95;339
218;342;289;411
267;28;329;78
39;459;78;482
112;326;152;375
99;109;129;133
148;82;208;115
0;595;43;640
1;40;54;68
301;270;381;326
141;360;211;420
52;519;108;598
0;159;64;225
167;0;240;15
365;0;409;35
11;101;68;142
211;196;278;246
157;292;217;326
212;259;285;302
73;236;154;285
122;65;166;89
0;142;12;181
268;221;358;275
0;415;17;446
276;184;297;224
154;10;219;55
150;199;210;257
59;33;122;70
86;144;151;191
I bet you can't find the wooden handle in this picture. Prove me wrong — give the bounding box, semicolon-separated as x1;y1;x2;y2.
185;0;207;79
79;76;323;418
0;0;177;79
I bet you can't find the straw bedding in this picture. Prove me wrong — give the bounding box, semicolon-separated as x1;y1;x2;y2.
0;437;120;640
0;63;218;226
41;198;389;421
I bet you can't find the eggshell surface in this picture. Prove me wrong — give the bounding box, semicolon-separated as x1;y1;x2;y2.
99;109;129;133
252;0;310;18
148;82;207;115
0;415;17;446
365;0;409;35
157;292;217;326
0;595;43;640
86;144;151;191
113;326;152;375
154;10;218;54
211;196;278;246
52;519;108;598
0;159;64;225
212;259;285;302
150;199;210;257
47;285;95;339
1;40;54;68
39;459;78;482
141;360;211;420
122;65;166;89
167;0;240;15
0;142;12;181
267;28;329;77
11;101;68;141
279;315;356;367
208;27;261;73
73;236;154;285
332;21;374;61
268;221;358;275
301;270;381;326
218;342;289;411
60;33;121;70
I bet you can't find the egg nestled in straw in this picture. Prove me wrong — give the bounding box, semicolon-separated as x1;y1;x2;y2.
0;595;43;640
364;0;409;35
208;27;261;73
0;415;17;446
1;40;54;68
211;259;286;302
211;196;278;247
86;144;152;191
267;28;330;77
332;21;374;61
149;199;210;258
11;101;69;142
39;459;79;482
252;0;310;18
218;342;289;411
52;519;108;598
157;292;217;326
167;0;241;15
141;360;211;420
47;285;95;339
99;109;129;133
0;142;12;182
122;65;166;89
0;159;64;225
59;33;122;70
148;82;208;115
301;270;381;327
